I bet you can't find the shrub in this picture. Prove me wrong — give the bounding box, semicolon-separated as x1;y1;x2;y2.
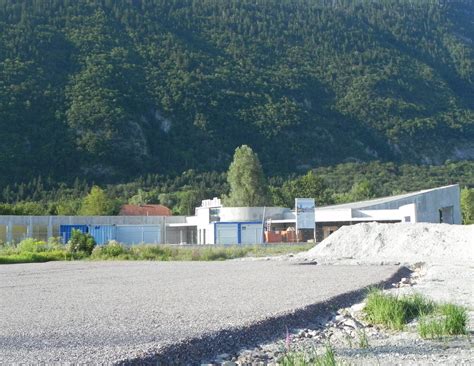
47;237;64;251
91;241;127;258
17;238;48;253
68;230;96;256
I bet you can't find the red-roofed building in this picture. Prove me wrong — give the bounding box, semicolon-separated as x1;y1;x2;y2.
119;204;172;216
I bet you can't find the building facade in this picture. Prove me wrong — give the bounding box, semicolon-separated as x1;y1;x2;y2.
0;184;461;245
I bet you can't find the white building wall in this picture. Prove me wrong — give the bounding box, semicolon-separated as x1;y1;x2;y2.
353;209;403;221
399;204;417;223
207;223;215;245
315;209;352;222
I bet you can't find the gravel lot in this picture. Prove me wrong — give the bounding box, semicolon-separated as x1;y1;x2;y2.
0;261;401;364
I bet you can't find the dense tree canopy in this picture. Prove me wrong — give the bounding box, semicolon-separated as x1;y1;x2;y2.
225;145;270;206
0;0;472;184
79;186;116;216
0;160;472;217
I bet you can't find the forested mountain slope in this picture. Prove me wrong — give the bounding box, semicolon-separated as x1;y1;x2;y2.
0;0;473;183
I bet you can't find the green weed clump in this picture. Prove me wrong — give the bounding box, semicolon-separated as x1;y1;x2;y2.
364;289;434;330
441;304;468;335
418;304;468;339
91;241;127;259
357;329;370;349
279;344;337;366
364;289;468;339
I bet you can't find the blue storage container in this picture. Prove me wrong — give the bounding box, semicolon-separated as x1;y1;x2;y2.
60;225;89;244
214;221;262;245
88;225;116;245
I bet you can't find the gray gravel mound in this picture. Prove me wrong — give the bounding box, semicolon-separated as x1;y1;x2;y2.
300;222;473;265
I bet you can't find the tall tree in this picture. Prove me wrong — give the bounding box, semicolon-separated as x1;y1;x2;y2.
224;145;270;206
80;186;115;215
278;171;333;207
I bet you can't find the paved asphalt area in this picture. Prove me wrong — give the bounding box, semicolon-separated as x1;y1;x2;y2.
0;261;400;364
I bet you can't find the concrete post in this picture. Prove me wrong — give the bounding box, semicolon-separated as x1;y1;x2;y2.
7;220;13;243
27;217;33;238
47;217;53;240
164;217;167;244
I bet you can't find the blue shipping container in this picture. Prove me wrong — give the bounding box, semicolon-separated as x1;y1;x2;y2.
60;225;89;244
88;225;116;245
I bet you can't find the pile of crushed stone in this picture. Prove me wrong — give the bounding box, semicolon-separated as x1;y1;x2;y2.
301;222;473;265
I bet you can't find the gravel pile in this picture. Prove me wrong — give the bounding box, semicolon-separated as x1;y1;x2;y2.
300;222;473;265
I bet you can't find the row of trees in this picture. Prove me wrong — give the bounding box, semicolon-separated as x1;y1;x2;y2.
0;146;473;221
224;146;474;224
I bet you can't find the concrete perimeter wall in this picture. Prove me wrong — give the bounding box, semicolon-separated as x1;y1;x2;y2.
0;215;186;244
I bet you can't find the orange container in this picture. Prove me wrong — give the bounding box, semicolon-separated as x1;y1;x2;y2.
265;231;283;243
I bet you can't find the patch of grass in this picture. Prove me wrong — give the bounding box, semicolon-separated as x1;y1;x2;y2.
89;243;313;261
0;238;70;264
440;304;468;336
418;315;446;339
364;288;435;330
279;344;337;366
364;289;468;339
1;239;312;264
364;289;407;330
0;250;66;264
418;304;468;339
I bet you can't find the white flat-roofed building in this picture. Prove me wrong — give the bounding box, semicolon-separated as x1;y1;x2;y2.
171;184;461;244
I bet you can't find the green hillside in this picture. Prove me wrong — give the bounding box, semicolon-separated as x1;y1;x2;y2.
0;0;473;184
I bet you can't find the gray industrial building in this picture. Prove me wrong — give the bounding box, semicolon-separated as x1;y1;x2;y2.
0;184;462;245
270;184;462;242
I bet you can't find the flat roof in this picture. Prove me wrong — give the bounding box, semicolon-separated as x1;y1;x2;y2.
270;218;401;224
167;223;197;227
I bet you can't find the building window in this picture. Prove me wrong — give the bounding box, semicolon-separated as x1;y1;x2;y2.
210;208;220;222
